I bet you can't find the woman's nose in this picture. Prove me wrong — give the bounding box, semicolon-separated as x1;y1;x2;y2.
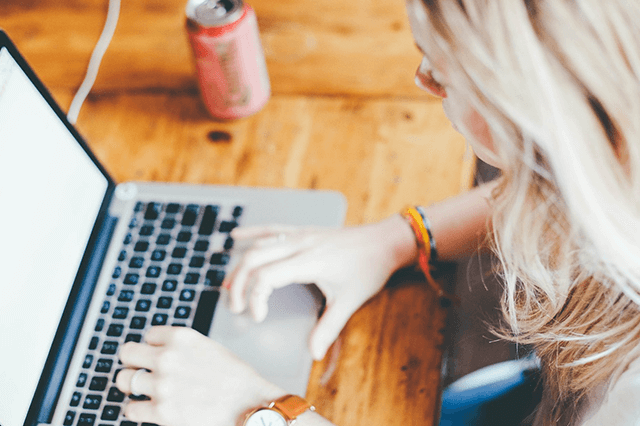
415;57;447;98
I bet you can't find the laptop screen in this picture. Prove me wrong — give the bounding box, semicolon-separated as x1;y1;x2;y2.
0;46;109;426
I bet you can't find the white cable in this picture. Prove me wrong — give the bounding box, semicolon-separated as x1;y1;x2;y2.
67;0;121;125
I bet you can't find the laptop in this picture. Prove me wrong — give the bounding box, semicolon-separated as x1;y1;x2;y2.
0;30;346;426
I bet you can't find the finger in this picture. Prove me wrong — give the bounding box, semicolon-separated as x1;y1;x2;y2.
144;326;180;346
118;341;162;370
225;242;302;314
124;400;162;424
248;255;316;323
309;300;358;360
116;368;155;396
230;225;299;240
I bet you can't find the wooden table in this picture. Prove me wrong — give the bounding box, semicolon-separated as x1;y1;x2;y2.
2;0;473;424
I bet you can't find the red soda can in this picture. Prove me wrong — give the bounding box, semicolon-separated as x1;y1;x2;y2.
186;0;271;119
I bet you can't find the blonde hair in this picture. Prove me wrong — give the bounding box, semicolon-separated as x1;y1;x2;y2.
407;0;640;423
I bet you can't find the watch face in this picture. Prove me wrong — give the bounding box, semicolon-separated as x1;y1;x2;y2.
245;409;288;426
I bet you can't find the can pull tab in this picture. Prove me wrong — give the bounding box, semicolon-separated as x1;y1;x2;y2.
204;0;232;17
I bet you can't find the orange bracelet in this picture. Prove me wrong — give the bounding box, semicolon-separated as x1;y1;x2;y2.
401;207;453;303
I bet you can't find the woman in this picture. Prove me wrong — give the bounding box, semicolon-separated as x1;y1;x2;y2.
115;0;640;425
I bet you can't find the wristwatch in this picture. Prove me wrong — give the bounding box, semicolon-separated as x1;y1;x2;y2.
243;394;315;426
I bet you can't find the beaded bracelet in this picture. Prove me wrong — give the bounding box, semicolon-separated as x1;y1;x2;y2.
400;206;451;302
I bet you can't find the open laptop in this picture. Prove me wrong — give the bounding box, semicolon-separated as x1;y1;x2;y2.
0;30;346;426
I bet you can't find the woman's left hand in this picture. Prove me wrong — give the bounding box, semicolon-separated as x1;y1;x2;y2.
116;326;284;426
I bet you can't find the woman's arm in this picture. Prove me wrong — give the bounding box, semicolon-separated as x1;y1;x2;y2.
388;180;497;270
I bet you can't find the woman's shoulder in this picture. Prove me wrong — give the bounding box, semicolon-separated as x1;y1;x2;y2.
579;355;640;425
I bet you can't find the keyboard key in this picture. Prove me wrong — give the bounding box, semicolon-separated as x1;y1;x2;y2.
130;316;147;329
70;391;82;407
135;300;151;312
172;323;187;327
76;373;88;388
172;247;187;258
144;203;161;221
193;240;209;252
232;206;243;217
123;273;139;285
106;284;116;296
112;369;121;383
156;234;171;245
120;421;137;426
192;291;220;335
89;377;108;391
134;201;144;212
89;336;100;350
166;203;181;214
180;289;195;301
198;205;219;235
224;236;234;250
161;218;176;230
159;280;176;293
101;341;119;355
157;297;173;309
219;220;238;233
129;257;144;268
184;273;200;284
112;307;129;319
83;394;103;409
205;269;225;287
125;333;142;343
146;266;162;278
141;283;157;295
174;306;191;319
151;249;166;261
210;252;229;266
189;256;205;268
167;264;182;275
64;411;75;426
78;413;96;426
83;354;94;369
107;387;125;403
118;290;134;302
95;318;105;332
118;250;127;261
129;217;139;228
123;233;133;245
151;314;168;326
101;405;121;421
139;225;154;236
95;358;113;373
134;241;149;252
106;324;124;337
100;301;110;314
112;267;122;279
181;204;199;226
177;231;192;242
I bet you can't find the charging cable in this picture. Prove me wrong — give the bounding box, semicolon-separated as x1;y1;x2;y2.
67;0;121;125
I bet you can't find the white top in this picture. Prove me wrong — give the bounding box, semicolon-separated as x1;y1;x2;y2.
579;356;640;425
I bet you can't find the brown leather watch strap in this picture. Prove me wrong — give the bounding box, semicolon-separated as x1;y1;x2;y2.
272;394;315;420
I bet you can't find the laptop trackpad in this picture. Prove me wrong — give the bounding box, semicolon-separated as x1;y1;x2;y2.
208;284;324;395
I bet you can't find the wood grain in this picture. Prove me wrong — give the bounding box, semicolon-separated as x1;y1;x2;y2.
62;91;473;225
1;0;430;98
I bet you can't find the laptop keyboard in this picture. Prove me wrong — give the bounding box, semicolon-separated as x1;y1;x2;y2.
62;201;243;426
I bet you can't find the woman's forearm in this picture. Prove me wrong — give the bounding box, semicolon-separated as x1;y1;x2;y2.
423;181;496;262
387;181;497;271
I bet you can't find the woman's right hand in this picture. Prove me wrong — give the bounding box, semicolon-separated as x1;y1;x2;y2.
224;214;417;361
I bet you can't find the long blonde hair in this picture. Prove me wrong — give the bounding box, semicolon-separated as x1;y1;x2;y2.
407;0;640;423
